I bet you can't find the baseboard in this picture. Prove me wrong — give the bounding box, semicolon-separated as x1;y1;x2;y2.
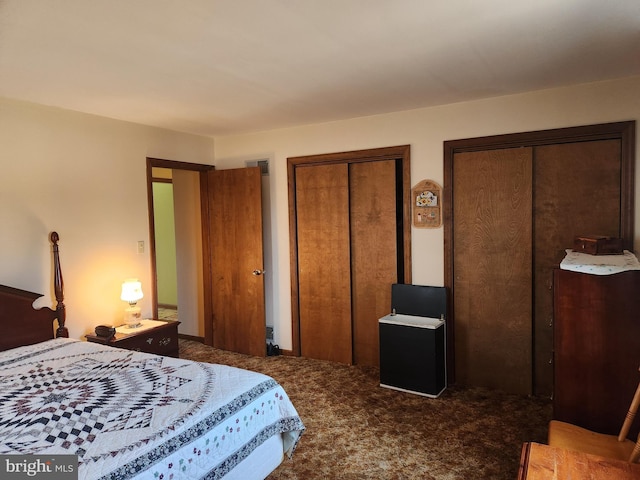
178;335;292;356
178;333;204;343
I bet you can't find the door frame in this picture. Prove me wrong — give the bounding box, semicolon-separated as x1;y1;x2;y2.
287;145;413;357
146;157;214;342
443;121;636;384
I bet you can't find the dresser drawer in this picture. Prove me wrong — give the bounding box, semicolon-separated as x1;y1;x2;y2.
116;327;178;356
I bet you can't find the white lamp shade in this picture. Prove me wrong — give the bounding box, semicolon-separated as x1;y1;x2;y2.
121;279;143;304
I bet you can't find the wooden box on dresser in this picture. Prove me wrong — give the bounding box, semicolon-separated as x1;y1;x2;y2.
86;319;180;358
553;268;640;438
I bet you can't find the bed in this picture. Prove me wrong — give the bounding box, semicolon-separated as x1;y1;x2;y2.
0;232;304;479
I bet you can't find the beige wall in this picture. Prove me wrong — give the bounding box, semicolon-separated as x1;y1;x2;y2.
0;97;214;339
213;75;640;350
1;76;638;348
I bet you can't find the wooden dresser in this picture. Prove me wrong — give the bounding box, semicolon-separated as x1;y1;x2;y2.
553;268;640;438
86;319;180;358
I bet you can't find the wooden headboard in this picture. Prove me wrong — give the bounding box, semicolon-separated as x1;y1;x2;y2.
0;232;68;352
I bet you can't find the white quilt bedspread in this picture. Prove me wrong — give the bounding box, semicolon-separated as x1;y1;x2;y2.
0;339;304;479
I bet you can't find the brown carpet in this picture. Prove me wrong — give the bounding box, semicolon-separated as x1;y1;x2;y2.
178;339;551;479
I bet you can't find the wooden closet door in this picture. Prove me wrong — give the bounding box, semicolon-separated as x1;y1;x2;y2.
296;163;352;364
453;147;533;395
533;139;621;397
350;160;398;367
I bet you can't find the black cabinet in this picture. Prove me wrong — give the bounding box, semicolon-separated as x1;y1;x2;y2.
379;314;446;397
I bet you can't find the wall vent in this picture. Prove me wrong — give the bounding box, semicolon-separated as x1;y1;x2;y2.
246;159;269;176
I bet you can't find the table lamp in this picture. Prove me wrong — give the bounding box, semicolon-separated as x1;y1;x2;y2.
121;279;143;328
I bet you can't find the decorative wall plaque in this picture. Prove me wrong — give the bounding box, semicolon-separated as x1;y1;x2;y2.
412;180;442;228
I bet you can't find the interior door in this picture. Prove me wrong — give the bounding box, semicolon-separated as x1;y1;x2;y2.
296;163;353;364
208;167;266;357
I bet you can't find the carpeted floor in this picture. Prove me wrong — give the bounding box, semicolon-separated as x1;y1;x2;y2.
158;307;179;322
178;339;552;480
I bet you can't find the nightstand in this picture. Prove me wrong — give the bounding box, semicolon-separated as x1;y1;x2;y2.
86;319;180;357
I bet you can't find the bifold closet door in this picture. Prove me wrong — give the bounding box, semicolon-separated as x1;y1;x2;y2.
296;163;352;364
453;147;533;395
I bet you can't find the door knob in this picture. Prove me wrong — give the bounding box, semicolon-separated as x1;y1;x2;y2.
252;269;265;276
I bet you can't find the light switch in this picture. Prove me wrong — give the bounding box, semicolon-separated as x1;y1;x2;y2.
137;241;145;254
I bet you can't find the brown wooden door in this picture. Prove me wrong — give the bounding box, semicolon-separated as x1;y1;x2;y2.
295;159;401;366
449;133;627;396
208;167;266;357
533;139;621;396
289;145;412;366
445;122;635;396
350;160;398;367
296;163;353;364
453;147;534;395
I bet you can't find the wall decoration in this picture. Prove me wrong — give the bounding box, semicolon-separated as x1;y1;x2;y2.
412;180;442;228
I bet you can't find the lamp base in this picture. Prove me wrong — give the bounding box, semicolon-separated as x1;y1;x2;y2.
124;306;142;328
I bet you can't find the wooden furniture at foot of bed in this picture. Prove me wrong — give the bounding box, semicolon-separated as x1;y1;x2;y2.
0;231;68;352
518;442;640;479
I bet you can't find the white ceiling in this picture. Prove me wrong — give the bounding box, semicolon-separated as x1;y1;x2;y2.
1;0;639;137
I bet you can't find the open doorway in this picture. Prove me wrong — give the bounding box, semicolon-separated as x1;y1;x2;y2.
147;157;274;352
146;158;212;341
151;169;179;321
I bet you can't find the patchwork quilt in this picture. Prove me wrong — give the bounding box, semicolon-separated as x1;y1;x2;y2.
0;339;304;479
